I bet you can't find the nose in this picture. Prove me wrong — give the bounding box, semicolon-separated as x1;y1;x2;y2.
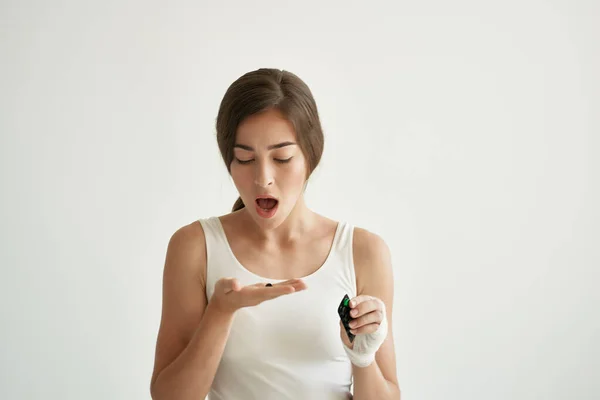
254;161;274;188
254;179;272;188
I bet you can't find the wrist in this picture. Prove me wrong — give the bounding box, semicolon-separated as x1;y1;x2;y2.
206;300;236;322
343;313;388;368
344;345;376;368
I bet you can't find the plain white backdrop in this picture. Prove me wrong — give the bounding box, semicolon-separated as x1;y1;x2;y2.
1;1;598;399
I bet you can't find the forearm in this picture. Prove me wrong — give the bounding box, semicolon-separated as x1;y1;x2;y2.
151;302;235;400
352;360;400;400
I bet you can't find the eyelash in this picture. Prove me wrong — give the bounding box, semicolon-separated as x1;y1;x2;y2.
235;158;293;165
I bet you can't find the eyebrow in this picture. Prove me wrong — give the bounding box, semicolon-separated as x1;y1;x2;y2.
233;141;297;151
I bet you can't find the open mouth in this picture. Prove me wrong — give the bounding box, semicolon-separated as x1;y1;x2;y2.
256;198;278;210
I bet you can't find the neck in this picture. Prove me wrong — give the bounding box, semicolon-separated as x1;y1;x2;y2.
241;195;317;246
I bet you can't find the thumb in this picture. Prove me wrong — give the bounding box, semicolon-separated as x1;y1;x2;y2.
219;277;241;294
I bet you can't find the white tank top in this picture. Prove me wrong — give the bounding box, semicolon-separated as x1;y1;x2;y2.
198;216;357;400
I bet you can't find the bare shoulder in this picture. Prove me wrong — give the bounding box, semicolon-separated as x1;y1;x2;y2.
165;220;208;285
352;226;393;296
170;219;207;247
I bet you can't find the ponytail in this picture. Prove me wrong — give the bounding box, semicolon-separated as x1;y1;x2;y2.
232;196;245;212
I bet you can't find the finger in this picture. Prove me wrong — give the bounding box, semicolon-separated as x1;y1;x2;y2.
244;282;296;299
262;284;299;299
350;322;380;336
266;279;307;292
274;278;303;285
349;309;384;330
350;299;380;319
273;279;306;289
287;279;307;292
218;278;241;294
349;295;375;308
265;279;309;298
248;279;300;289
250;278;302;288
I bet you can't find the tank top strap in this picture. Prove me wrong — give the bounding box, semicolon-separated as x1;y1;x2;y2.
334;220;354;253
327;220;358;298
197;216;234;300
197;216;222;267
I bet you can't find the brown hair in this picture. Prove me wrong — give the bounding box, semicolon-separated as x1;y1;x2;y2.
215;68;325;212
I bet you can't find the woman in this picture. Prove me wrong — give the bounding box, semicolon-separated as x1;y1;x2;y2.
150;68;400;399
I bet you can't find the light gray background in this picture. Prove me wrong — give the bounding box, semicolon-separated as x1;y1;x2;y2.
1;1;598;399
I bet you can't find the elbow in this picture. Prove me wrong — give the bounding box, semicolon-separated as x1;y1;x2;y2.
392;382;401;400
383;381;401;400
149;375;162;400
149;381;157;400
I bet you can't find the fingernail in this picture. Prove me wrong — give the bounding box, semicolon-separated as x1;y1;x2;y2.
350;301;355;307
351;309;358;316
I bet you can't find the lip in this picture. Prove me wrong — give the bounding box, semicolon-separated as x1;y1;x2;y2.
255;194;279;201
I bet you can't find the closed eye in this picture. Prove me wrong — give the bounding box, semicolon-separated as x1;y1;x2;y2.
235;157;293;165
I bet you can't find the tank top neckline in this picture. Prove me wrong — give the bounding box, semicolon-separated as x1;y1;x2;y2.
212;215;343;282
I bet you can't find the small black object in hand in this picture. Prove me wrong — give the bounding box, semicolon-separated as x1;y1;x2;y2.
265;283;273;287
338;294;355;343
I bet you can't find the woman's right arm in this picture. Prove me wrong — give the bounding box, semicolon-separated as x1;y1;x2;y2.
149;221;307;399
149;222;231;400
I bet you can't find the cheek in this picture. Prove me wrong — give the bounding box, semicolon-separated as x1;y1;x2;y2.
230;165;250;189
285;158;308;185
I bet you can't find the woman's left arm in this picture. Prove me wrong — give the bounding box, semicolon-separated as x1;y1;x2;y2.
343;228;401;400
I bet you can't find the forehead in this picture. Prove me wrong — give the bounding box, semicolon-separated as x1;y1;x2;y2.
236;108;297;145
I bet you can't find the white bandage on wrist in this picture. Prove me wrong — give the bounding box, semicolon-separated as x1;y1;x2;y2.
343;308;388;368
